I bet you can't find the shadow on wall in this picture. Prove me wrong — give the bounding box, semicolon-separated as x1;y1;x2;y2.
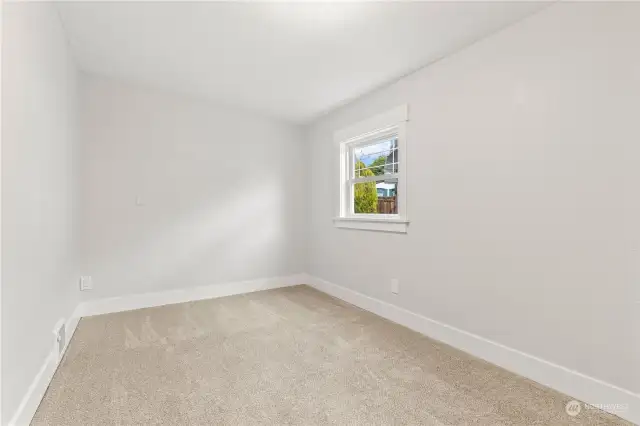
84;178;288;296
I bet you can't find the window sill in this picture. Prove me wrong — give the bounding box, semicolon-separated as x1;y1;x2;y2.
333;217;409;233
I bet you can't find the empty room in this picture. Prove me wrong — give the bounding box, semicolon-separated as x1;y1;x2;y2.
1;1;638;425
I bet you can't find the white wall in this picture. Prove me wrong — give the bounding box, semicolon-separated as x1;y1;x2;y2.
1;3;79;424
307;1;639;396
79;74;307;300
2;2;637;423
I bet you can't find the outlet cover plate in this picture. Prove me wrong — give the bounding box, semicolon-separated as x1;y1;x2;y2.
80;276;93;291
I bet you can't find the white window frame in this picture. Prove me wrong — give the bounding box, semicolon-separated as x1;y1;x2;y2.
334;105;409;233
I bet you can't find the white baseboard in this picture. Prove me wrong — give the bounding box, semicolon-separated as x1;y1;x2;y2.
73;273;307;318
11;274;637;425
9;313;80;426
306;275;639;425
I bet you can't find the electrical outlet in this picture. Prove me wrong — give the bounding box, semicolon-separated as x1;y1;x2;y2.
53;319;66;360
391;278;400;294
79;276;93;291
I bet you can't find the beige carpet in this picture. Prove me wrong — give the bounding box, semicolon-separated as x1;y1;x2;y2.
32;285;629;425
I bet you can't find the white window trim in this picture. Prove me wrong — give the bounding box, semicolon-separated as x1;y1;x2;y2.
333;105;409;233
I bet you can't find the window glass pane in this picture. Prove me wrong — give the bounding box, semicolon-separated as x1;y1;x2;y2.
353;137;398;178
353;180;398;214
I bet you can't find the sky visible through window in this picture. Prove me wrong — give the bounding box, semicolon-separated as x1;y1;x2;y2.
354;137;398;179
355;137;397;166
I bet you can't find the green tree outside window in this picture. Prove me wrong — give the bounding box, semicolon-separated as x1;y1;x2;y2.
368;156;387;176
354;160;378;213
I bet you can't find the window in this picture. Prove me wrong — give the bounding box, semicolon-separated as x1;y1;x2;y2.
334;105;409;233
